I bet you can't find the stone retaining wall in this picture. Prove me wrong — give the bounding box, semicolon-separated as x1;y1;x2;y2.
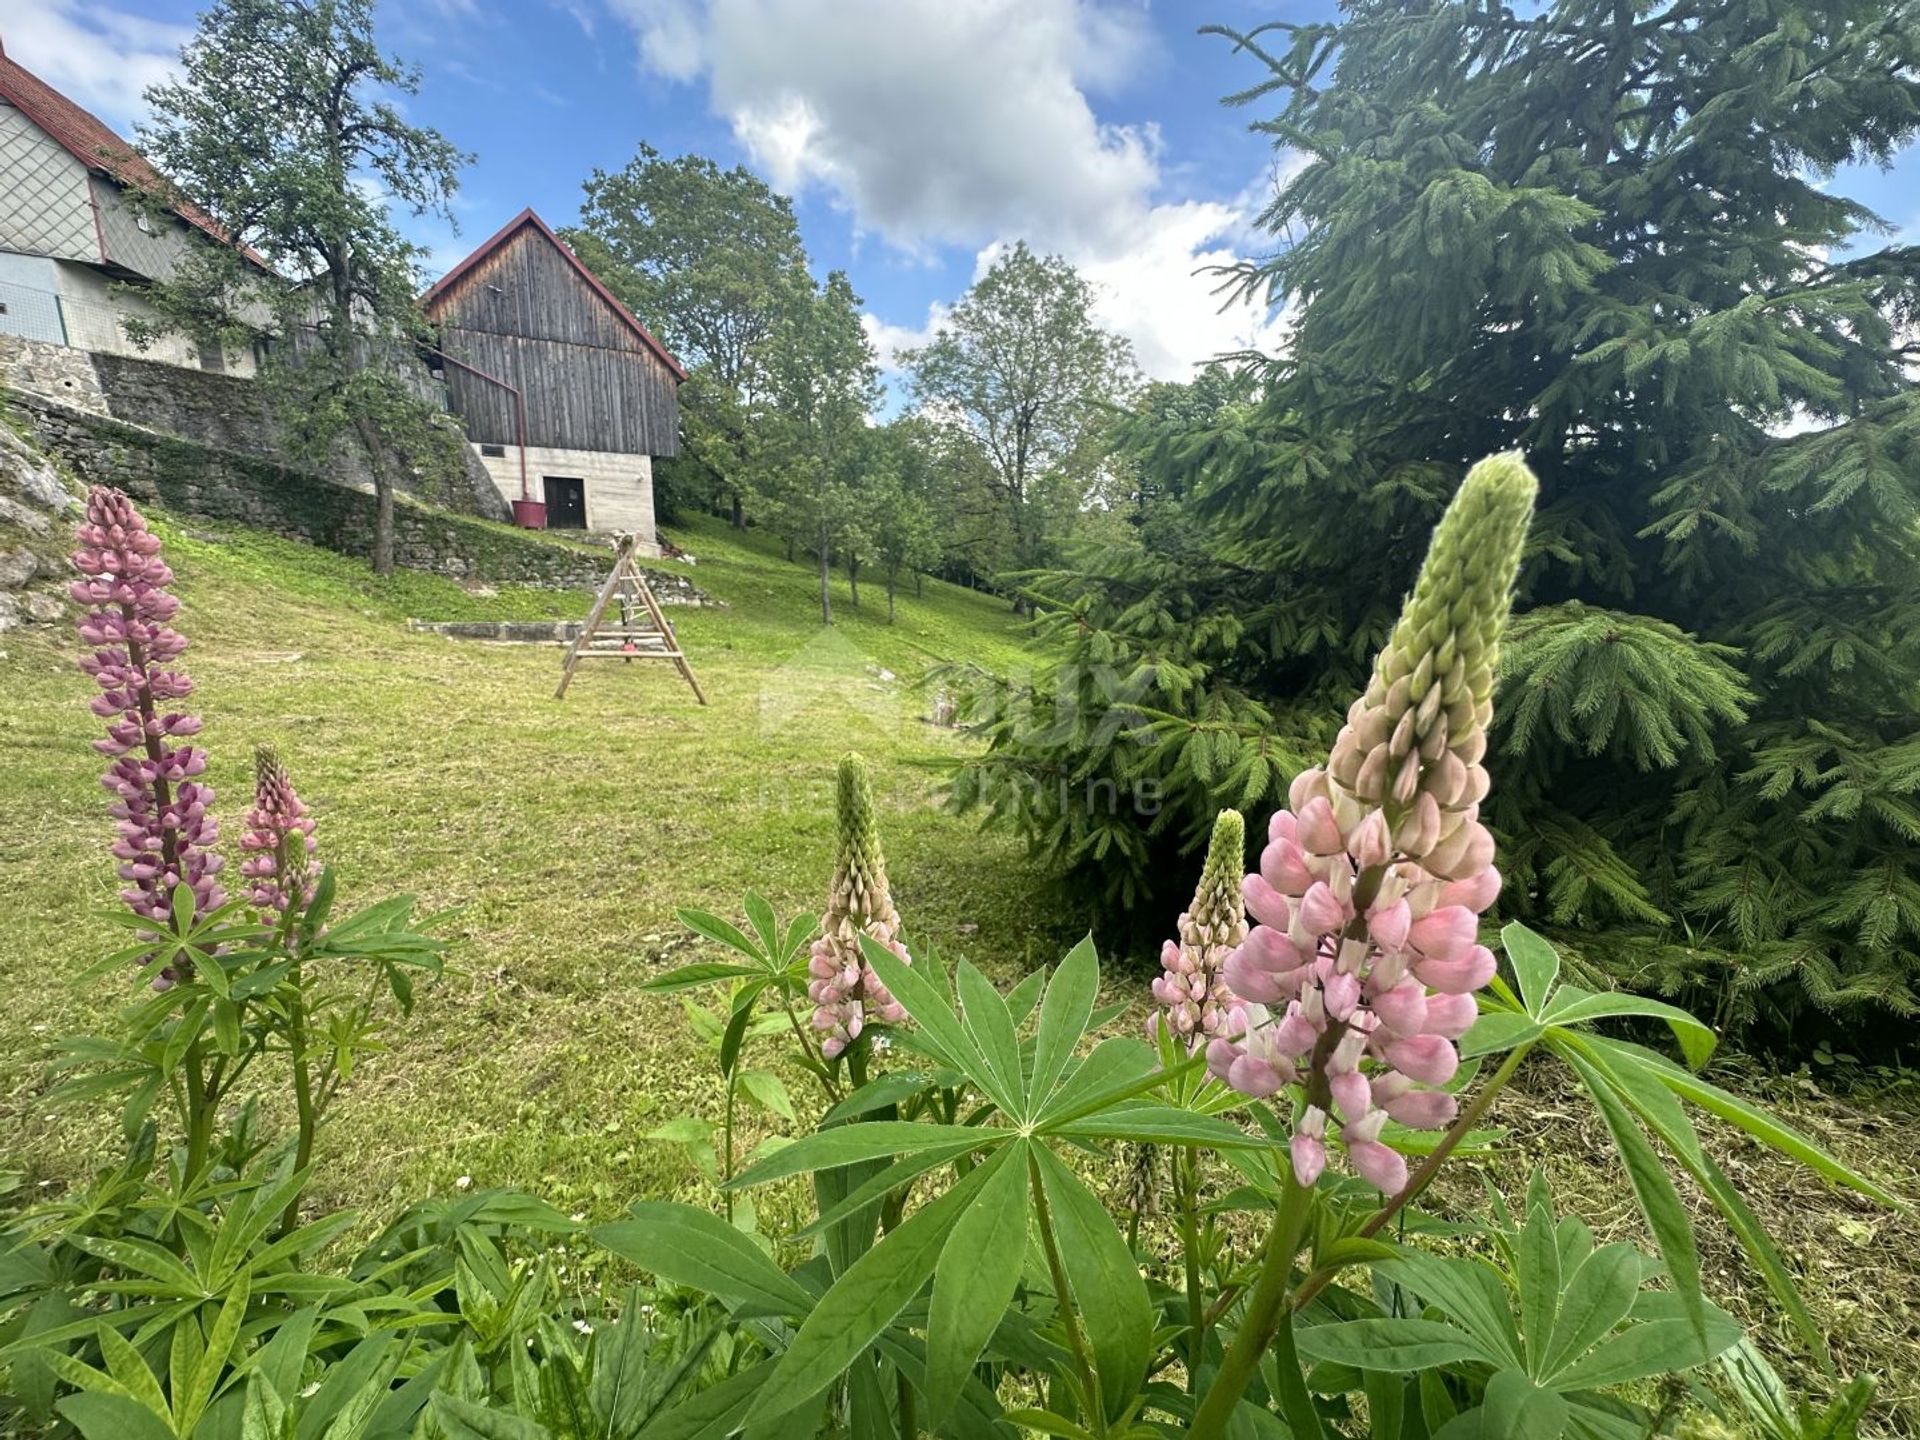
0;333;507;520
4;387;709;602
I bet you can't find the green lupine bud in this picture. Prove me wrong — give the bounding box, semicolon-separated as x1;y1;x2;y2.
1152;809;1249;1045
1364;451;1535;746
810;753;909;1060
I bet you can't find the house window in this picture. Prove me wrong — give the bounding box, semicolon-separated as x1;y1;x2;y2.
480;443;506;458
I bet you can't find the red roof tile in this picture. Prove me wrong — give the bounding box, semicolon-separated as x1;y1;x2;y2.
422;208;687;382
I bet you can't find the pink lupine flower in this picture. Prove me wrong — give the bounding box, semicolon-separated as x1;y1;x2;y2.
809;754;910;1060
71;486;223;987
1205;454;1537;1193
1150;810;1249;1048
238;747;318;915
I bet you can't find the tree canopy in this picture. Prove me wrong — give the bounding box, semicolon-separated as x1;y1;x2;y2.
905;242;1140;590
135;0;469;575
948;0;1920;1030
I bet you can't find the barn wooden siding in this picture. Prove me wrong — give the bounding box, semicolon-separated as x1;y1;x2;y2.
428;225;679;457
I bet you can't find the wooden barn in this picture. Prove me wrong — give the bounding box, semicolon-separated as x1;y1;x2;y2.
422;209;685;548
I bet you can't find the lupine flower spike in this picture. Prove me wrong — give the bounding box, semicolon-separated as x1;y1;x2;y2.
239;747;318;916
1209;453;1537;1194
808;753;911;1059
71;487;224;989
1151;809;1248;1048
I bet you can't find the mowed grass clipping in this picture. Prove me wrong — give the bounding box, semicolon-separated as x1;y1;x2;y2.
0;510;1073;1223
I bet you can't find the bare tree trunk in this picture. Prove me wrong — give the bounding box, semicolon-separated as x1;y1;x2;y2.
819;542;833;626
352;414;396;577
731;491;745;529
374;476;395;578
886;571;897;624
847;554;860;609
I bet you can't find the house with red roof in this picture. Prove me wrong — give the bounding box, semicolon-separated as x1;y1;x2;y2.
0;35;259;375
422;209;685;547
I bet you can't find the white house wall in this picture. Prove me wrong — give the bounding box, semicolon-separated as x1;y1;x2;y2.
0;100;95;262
0;249;65;343
51;259;258;376
468;442;658;550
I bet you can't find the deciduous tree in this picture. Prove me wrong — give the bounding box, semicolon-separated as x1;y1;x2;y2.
135;0;469;576
904;243;1139;602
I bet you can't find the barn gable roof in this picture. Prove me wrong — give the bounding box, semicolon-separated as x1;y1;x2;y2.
0;37;268;267
423;208;687;382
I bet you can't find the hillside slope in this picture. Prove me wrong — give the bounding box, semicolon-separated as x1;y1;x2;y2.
0;504;1059;1217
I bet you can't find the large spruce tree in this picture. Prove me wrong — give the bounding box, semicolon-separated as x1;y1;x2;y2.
949;1;1920;1029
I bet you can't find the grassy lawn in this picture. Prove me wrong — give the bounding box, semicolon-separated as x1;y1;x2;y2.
2;507;1916;1428
0;509;1074;1225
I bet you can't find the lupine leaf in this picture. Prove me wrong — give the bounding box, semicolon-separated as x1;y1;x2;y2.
1029;936;1100;1107
1557;1048;1709;1347
728;1122;1002;1189
594;1204;812;1317
1540;989;1717;1069
1501;923;1562;1017
1294;1318;1492;1371
1434;1368;1569;1440
859;935;1004;1103
924;1140;1030;1424
955;957;1027;1118
1031;1143;1152;1423
745;1157;995;1422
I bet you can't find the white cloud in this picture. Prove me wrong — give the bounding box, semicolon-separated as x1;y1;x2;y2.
1;0;190;133
603;0;1293;379
608;0;706;82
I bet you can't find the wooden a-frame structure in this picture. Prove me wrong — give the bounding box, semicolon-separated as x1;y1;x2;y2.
555;534;707;703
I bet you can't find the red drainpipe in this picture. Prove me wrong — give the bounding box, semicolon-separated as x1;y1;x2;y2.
434;349;540;525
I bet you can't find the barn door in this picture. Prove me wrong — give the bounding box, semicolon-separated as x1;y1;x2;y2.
544;476;586;529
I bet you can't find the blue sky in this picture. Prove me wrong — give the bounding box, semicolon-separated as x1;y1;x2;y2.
8;0;1920;398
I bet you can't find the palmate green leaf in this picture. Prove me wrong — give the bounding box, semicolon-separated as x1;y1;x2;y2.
925;1138;1030;1425
859;935;1009;1109
795;1138;989;1240
1293;1317;1492;1371
1540;989;1716;1070
1434;1368;1569;1440
1625;1044;1905;1209
639;962;763;995
638;1361;778;1440
1557;1049;1709;1347
178;1271;250;1434
739;1069;796;1121
1549;1309;1741;1391
93;1325;168;1425
821;1074;935;1125
675;908;763;961
1501;923;1561;1017
1566;1034;1831;1363
742;890;781;956
745;1151;1000;1424
728;1121;1003;1190
1538;1244;1640;1380
1051;1104;1263;1148
1458;1007;1544;1060
594;1204;813;1317
956;957;1027;1118
55;1393;176;1440
1379;1252;1522;1369
1034;1036;1162;1126
1031;1143;1152;1424
429;1391;553;1439
1029;936;1099;1107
